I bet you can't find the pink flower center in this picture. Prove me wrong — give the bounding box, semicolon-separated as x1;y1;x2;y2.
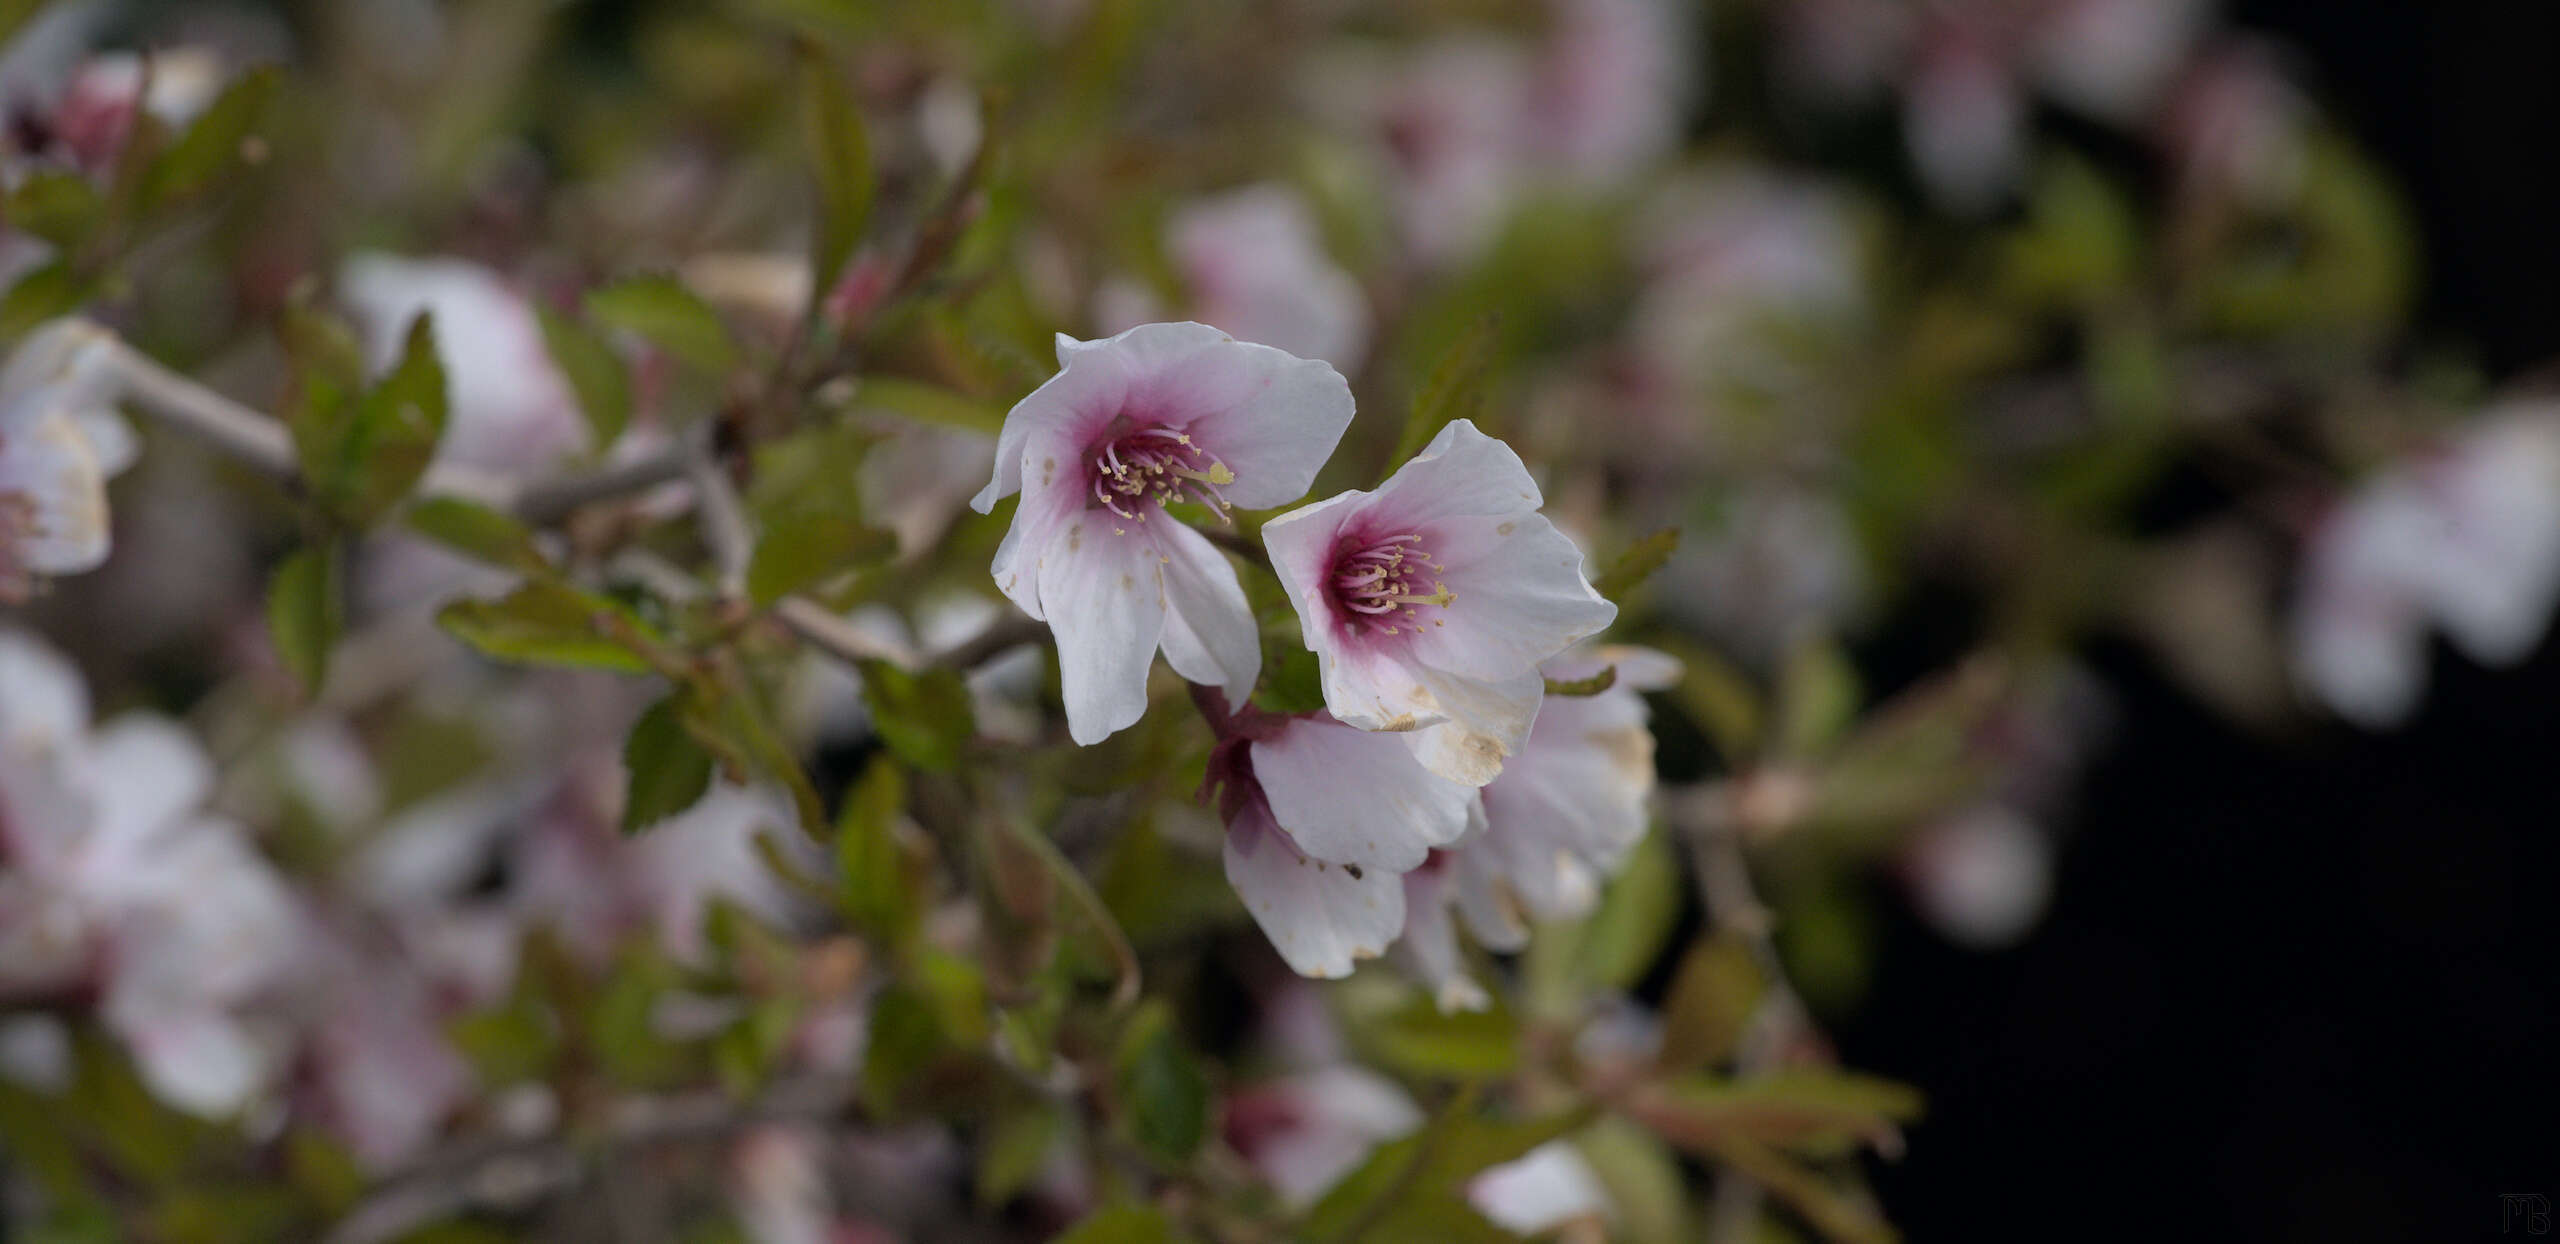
1088;424;1234;523
1328;532;1453;635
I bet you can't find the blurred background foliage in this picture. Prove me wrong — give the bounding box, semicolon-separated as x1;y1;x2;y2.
0;0;2547;1241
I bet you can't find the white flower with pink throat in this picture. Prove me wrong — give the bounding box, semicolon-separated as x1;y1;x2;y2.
974;322;1355;745
1263;419;1617;785
1202;694;1477;979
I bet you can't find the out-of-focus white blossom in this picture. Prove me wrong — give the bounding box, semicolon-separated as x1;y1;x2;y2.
1225;1065;1425;1207
1901;803;2054;949
2293;408;2560;728
0;320;133;601
0;630;304;1117
1468;1141;1614;1235
1099;184;1372;373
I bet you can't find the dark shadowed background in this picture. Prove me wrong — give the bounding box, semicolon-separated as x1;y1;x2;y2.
1839;5;2560;1238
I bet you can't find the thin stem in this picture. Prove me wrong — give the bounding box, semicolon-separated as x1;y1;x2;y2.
98;323;687;523
684;449;755;597
1671;782;1816;1244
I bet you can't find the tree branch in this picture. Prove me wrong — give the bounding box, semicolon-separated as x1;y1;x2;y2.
319;1075;855;1244
1670;782;1818;1244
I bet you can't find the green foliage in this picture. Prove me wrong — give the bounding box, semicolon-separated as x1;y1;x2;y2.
1054;1203;1186;1244
799;46;875;293
857;660;976;772
265;541;341;696
623;693;720;833
403;496;542;571
139;68;279;212
1112;1002;1210;1164
1390;314;1498;471
285;309;447;527
3;173;105;250
585;274;740;373
1357;994;1521;1080
436;580;668;673
1654;932;1763;1075
536;306;633;449
1592;527;1680;602
835;754;922;944
1297;1094;1590;1243
1543;664;1616;697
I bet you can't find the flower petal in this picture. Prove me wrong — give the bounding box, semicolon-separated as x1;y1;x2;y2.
0;410;112;573
1154;520;1260;697
1225;808;1404;979
1404;665;1544;786
988;424;1085;619
1406;512;1616;682
0;628;91;756
77;716;212;860
1393;864;1491;1013
1037;515;1168;745
1367;419;1547;526
1161;345;1355;510
972;335;1136;513
1254;717;1474;871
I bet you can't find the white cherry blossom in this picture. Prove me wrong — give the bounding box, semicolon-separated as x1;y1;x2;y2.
1264;419;1617;784
973;322;1354;744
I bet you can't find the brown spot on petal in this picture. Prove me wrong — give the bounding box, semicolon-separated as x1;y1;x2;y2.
1066;524;1083;552
1041;456;1056;485
1497;521;1515;536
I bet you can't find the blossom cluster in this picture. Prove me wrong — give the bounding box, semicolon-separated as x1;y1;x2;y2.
973;321;1668;991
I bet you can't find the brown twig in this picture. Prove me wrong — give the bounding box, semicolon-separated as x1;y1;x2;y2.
319;1076;856;1244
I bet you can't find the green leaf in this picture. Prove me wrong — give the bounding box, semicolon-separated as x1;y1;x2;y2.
1391;314;1498;469
585;273;738;373
1297;1091;1592;1243
1054;1203;1184;1244
404;495;541;570
139;67;279;211
857;660;975;772
436;580;664;673
288;308;447;525
799;46;874;293
1113;1002;1210;1164
3;173;104;250
1592;527;1679;601
835;754;919;944
1573;826;1682;991
0;262;94;340
1653;932;1763;1075
266;543;341;696
1252;644;1327;715
449;1003;559;1087
1361;994;1520;1080
1777;637;1860;758
623;694;719;834
1645;1070;1923;1159
1543;664;1616;698
536;306;632;449
977;1105;1066;1210
846;376;1006;435
859;983;946;1114
747;510;895;606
